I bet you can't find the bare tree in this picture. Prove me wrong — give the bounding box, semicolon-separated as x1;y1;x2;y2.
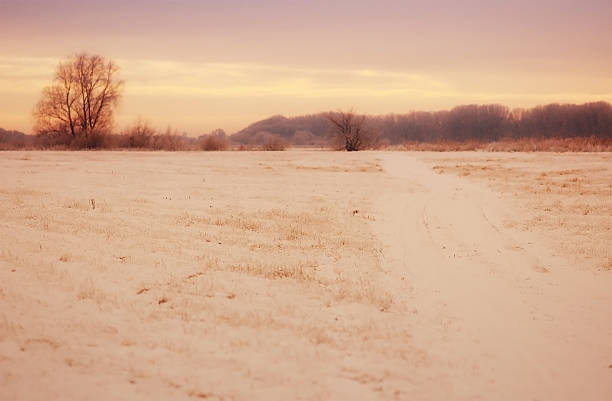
34;53;123;148
327;110;374;151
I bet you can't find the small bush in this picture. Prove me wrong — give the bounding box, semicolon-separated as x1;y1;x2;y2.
199;129;228;151
123;119;155;148
262;136;286;151
248;131;286;151
151;134;185;151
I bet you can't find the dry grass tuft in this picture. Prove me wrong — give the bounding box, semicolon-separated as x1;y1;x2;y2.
77;279;109;304
228;260;317;281
334;278;394;312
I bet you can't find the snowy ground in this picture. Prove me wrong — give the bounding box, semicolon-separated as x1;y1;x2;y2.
1;150;610;400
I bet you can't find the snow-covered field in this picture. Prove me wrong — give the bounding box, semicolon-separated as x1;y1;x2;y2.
1;150;610;400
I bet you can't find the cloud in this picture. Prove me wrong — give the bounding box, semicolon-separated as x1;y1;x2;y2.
118;59;450;99
4;55;608;103
0;57;59;93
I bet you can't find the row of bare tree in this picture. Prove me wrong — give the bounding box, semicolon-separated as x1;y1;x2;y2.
370;102;612;144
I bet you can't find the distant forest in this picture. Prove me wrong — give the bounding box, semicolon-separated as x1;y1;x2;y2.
233;101;612;146
1;101;611;150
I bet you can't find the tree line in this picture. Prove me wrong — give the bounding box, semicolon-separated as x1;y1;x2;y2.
4;101;609;151
236;102;611;144
1;53;610;150
370;102;611;144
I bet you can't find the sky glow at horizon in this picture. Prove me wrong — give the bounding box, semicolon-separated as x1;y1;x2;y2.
0;0;610;134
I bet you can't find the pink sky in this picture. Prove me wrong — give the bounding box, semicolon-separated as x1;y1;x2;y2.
1;0;610;134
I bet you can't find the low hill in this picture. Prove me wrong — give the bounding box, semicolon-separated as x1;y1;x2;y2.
231;114;331;146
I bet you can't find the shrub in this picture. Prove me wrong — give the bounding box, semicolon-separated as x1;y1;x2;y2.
262;136;287;151
199;129;228;151
151;133;185;151
123;119;155;148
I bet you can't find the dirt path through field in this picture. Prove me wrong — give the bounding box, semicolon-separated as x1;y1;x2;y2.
373;152;612;400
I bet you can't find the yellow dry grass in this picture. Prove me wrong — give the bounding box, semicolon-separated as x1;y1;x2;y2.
398;137;612;152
